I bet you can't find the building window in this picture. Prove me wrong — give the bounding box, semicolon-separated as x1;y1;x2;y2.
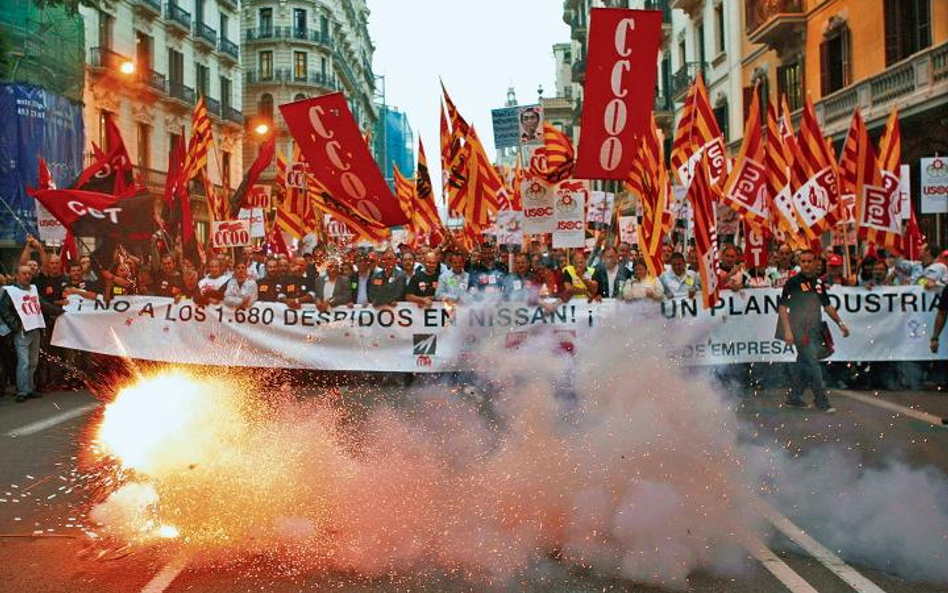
320;56;327;80
135;31;153;70
195;63;210;97
678;38;686;67
820;22;851;96
259;93;274;122
222;151;231;189
713;99;728;142
696;20;706;64
168;49;184;85
714;3;726;55
220;76;232;110
168;132;181;166
137;123;151;169
220;14;229;41
777;60;804;112
194;0;205;24
884;0;931;66
259;8;273;34
320;14;329;39
294;52;307;81
98;10;113;49
294;8;307;36
294;93;307;102
259;51;273;79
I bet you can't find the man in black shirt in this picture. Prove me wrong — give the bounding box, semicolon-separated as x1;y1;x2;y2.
63;261;101;300
778;249;849;412
256;260;282;303
406;252;441;309
368;250;407;307
278;258;314;310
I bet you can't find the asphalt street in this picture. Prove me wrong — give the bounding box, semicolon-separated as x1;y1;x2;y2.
0;380;946;593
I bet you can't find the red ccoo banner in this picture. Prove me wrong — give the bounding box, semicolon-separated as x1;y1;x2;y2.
574;8;662;180
279;93;408;227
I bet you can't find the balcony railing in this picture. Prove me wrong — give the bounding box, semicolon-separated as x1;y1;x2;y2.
745;0;804;34
218;0;237;10
223;106;243;125
571;57;586;84
137;67;166;93
132;165;167;191
219;37;239;60
292;70;336;89
671;61;707;99
245;68;283;84
333;51;357;86
167;80;195;105
89;47;125;71
289;27;333;48
164;3;191;31
194;21;217;47
815;41;948;131
134;0;161;16
205;96;221;116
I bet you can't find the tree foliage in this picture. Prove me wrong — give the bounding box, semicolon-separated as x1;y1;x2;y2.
31;0;109;15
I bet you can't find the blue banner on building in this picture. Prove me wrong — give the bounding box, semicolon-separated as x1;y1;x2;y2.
0;83;84;244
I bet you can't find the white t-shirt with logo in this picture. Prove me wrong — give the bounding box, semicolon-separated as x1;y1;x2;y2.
3;285;46;332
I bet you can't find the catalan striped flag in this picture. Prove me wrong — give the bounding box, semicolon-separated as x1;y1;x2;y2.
179;95;212;186
461;125;505;232
687;154;720;309
627;114;669;277
857;109;902;249
274;150;308;239
765;101;805;247
392;163;415;220
722;86;769;230
541;122;574;183
414;137;444;240
789;96;839;245
440;80;469;137
671;72;728;189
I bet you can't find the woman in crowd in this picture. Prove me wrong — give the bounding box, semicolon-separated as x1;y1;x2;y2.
620;259;663;302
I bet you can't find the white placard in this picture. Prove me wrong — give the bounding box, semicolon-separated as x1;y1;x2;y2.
521;178;555;234
588;191;615;225
552;182;586;249
496;210;524;246
920;157;948;214
238;208;266;238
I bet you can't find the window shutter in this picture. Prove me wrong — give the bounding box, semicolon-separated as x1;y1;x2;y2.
917;0;931;52
819;40;830;96
743;86;753;124
841;27;851;87
884;0;899;66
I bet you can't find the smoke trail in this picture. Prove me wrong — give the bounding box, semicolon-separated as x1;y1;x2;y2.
85;303;948;587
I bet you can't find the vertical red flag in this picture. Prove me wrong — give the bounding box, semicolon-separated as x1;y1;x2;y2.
687;155;720;309
766;101;804;247
414;137;444;239
858;109;903;249
670;73;728;189
574;8;662;180
789;96;839;245
280;93;408;227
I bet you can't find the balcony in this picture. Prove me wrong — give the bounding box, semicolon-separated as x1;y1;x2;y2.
288;27;333;50
671;61;707;100
218;0;236;11
164;3;191;34
223;106;243;125
815;42;948;134
219;37;239;62
333;51;357;86
133;0;161;18
571;57;586;84
245;26;275;42
205;96;221;117
194;21;217;49
292;70;336;90
645;0;673;24
136;67;166;94
245;68;285;84
167;80;195;106
88;47;134;75
570;12;586;41
670;0;703;18
745;0;805;50
132;166;167;193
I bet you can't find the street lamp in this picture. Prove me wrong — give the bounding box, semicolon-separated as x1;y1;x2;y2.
119;60;136;75
254;122;270;136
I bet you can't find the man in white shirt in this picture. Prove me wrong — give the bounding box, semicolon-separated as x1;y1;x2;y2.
0;266;46;402
223;262;258;310
660;252;700;299
918;244;948;288
435;252;471;304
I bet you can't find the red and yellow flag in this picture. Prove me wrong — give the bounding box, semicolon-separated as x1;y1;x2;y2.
788;96;839;244
180;95;212;185
671;73;728;189
722;87;768;230
414;137;443;240
687;155;720;309
857;109;902;249
765;101;804;247
627;114;669;277
541;122;574;183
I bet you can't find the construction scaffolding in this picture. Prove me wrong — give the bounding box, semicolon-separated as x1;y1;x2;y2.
0;0;85;102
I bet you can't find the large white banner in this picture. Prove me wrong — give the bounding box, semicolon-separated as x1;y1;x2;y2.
52;287;946;371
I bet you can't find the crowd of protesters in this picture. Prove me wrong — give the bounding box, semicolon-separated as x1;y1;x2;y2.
1;230;946;401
